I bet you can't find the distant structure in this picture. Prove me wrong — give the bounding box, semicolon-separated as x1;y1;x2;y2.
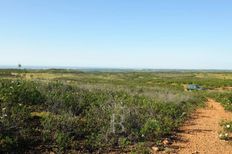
187;84;204;91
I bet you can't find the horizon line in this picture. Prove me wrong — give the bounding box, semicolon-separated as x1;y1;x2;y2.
0;65;231;72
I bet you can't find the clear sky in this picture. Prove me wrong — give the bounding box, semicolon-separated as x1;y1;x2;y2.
0;0;232;69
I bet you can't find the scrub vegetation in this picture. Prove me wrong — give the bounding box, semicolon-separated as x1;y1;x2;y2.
0;69;231;153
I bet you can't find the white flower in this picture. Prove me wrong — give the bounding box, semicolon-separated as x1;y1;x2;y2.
225;133;228;137
2;107;6;111
141;134;145;137
3;114;7;117
18;103;22;106
219;134;223;138
226;124;231;128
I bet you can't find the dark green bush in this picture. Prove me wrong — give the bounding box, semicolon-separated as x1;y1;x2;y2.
0;101;32;152
0;80;45;105
40;113;84;152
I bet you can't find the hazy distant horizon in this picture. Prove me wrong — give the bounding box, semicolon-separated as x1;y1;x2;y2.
0;65;231;72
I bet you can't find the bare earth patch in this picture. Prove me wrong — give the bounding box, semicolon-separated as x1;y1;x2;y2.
209;87;232;92
170;99;232;154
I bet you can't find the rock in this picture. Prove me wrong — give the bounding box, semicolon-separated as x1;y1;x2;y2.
162;138;171;145
152;146;159;152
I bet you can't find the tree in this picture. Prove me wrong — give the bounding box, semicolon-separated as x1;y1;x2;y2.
18;64;22;69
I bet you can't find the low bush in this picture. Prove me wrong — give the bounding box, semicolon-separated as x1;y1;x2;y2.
219;120;232;141
209;92;232;111
0;100;32;152
0;80;45;105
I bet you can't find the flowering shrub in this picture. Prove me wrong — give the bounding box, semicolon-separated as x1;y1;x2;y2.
219;120;232;141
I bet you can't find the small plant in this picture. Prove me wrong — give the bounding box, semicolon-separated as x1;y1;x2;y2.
118;137;131;148
55;131;71;153
220;120;232;132
0;136;15;152
219;120;232;141
141;119;162;140
131;142;151;154
219;132;229;140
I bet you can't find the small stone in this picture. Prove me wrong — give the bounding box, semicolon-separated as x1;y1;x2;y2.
152;146;159;152
163;138;171;145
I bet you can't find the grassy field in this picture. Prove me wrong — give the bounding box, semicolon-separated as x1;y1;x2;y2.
0;69;231;153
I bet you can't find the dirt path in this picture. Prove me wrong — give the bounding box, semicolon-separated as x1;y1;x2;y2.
170;99;232;154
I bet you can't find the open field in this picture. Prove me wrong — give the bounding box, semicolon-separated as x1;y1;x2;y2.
0;69;232;153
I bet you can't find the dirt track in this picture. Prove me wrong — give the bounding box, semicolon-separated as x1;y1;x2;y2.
170;99;232;154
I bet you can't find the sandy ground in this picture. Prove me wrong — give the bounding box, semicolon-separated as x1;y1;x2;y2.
209;87;232;92
169;99;232;154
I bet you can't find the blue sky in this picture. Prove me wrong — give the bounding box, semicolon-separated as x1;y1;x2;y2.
0;0;232;69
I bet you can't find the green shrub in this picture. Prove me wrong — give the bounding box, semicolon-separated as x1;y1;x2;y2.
0;99;32;152
220;120;232;133
54;131;72;153
40;113;83;152
131;142;151;154
0;80;45;105
209;92;232;111
141;119;162;140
